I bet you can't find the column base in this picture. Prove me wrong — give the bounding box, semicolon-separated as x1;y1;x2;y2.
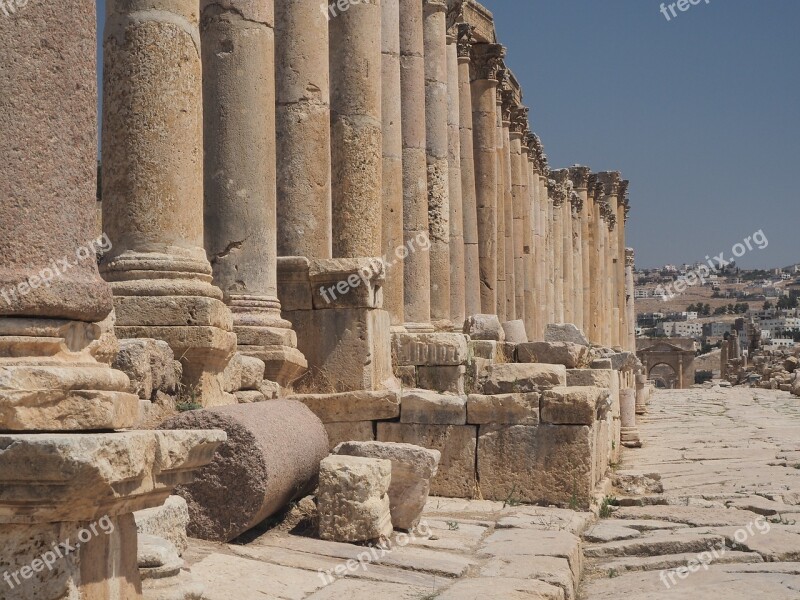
0;318;139;432
620;426;642;448
0;430;225;599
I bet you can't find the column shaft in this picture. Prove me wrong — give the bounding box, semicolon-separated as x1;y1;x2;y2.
502;104;515;322
495;89;507;321
447;33;466;329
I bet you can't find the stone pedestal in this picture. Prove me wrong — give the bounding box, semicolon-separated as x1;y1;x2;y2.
635;373;648;415
202;0;307;389
620;388;641;448
102;0;236;406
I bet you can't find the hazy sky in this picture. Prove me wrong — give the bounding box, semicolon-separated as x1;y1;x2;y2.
96;0;799;269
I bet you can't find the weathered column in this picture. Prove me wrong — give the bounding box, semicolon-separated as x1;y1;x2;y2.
457;25;482;319
545;176;557;326
626;248;637;353
447;29;466;330
501;90;516;322
381;0;405;329
528;135;548;338
330;0;383;258
620;389;642;448
617;181;631;350
275;0;332;259
550;171;568;324
424;0;451;330
599;172;621;348
470;44;505;315
510;108;528;324
570;166;591;337
522;132;535;338
401;0;433;331
495;83;507;321
203;0;307;388
103;0;236;405
560;174;574;325
1;2;223;597
588;175;603;344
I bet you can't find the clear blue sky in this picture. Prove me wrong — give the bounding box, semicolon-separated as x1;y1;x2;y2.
96;0;799;269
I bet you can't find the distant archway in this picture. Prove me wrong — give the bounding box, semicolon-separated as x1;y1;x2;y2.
637;339;696;390
649;363;679;389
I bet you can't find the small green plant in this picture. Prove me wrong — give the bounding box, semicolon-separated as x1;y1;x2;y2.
599;495;619;519
176;401;202;412
608;568;619;578
446;521;460;531
569;491;579;511
503;485;522;508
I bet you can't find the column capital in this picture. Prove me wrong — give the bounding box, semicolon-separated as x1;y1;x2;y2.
510;105;528;135
625;247;635;268
526;132;548;176
597;171;622;197
570;189;584;213
618;179;629;206
446;0;465;31
456;23;475;59
550;169;570;207
470;43;505;82
568;165;591;190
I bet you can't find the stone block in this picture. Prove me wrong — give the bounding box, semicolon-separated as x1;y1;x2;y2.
159;401;328;542
292;390;400;423
113;338;182;401
477;424;595;507
309;257;385;310
392;332;469;366
545;323;590;346
464;314;505;341
483;363;567;395
467;393;540;425
377;423;477;498
318;455;393;543
517;342;589;369
501;319;528;343
401;389;467;425
333;441;440;530
541;386;611;426
395;365;417;388
324;421;375;451
568;368;620;419
276;256;313;312
135;495;190;556
416;365;466;394
235;390;266;403
238;355;266;391
469;339;497;360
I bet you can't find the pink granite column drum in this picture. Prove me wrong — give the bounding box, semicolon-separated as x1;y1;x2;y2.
457;25;482;320
381;0;405;330
424;0;452;330
275;0;333;260
102;0;236;406
203;0;307;387
447;29;466;330
569;166;591;337
330;0;383;258
470;43;505;315
160;401;328;542
400;0;434;332
510;108;528;323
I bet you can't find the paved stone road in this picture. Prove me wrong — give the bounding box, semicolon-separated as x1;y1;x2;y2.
581;387;800;599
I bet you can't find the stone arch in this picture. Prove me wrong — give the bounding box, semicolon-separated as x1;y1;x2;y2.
636;338;696;390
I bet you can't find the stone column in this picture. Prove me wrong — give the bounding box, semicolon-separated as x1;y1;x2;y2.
381;0;405;329
618;181;631;350
470;44;505;315
599;172;621;348
522;133;535;338
275;0;332;259
495;84;507;321
528;135;548;339
1;2;223;595
620;389;642;448
501;91;516;322
568;185;583;331
588;175;603;344
626;248;637;354
545;177;557;326
559;174;574;325
424;0;451;330
457;25;482;319
447;30;466;330
510;108;528;324
550;172;567;324
102;0;236;406
330;0;383;258
570;166;591;334
401;0;433;332
203;0;307;388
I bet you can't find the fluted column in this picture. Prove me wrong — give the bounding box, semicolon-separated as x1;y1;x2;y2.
382;0;404;329
103;0;236;405
457;25;481;318
447;29;466;329
495;84;507;321
400;0;433;331
470;43;504;315
570;166;590;334
330;0;382;258
529;136;548;338
275;0;332;259
568;184;583;331
510;108;528;323
588;175;603;344
626;248;637;352
501;90;515;322
203;0;306;387
598;172;621;347
558;172;574;325
617;181;630;349
424;0;451;329
551;171;567;324
545;177;557;326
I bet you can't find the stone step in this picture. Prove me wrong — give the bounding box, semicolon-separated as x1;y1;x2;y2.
593;550;763;574
584;531;726;558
